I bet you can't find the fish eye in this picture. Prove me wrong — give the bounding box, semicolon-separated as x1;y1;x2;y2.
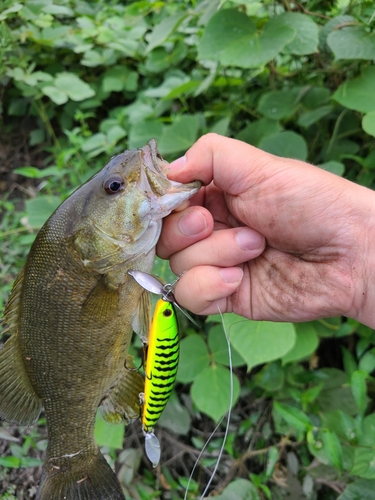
163;309;172;317
103;177;125;195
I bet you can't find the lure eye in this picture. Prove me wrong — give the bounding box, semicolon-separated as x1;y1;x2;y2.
163;309;172;317
103;177;125;195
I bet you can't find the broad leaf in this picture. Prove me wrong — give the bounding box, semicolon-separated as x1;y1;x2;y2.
191;364;240;422
225;315;296;371
158;115;200;155
362;111;375;138
333;67;375;113
338;479;375;500
257;89;301;120
176;334;210;383
351;447;375;479
214;478;260;500
282;322;319;364
199;10;295;68
146;13;187;53
276;12;319;55
273;401;312;431
94;413;124;449
54;72;94;101
259;131;308;160
327;26;375;61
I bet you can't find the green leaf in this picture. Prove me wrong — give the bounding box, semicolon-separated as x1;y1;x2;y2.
257;89;301;120
359;414;375;446
191;364;240;422
158;115;200;155
321;410;356;443
333;67;375;113
0;456;21;468
327;26;375;61
259;131;308;160
106;125;126;146
214;478;260;500
0;2;22;21
227;315;296;371
176;334;210;383
362;111;375;138
282;322;319;364
158;391;191;435
341;346;357;377
199;10;256;61
102;66;138;93
338;479;375;500
351;447;375;479
25;196;61;228
81;133;107;153
273;401;312;432
321;429;343;472
276;12;319;55
351;370;368;415
220;17;295;68
41;85;68;105
253;361;284;392
359;349;375;374
146;13;187;53
298;105;333;128
236;118;282;147
318;161;345;176
20;457;44;467
208;324;246;367
199;10;295;68
94;413;124;449
128;120;164;150
54;72;95;102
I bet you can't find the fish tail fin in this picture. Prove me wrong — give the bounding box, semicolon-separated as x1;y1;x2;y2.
36;448;125;500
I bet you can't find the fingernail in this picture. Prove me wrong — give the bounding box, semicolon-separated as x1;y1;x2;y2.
169;155;186;172
219;267;243;283
178;210;207;236
236;228;264;251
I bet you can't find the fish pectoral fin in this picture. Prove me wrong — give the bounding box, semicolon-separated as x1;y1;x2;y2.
100;355;144;424
0;335;42;425
131;288;151;342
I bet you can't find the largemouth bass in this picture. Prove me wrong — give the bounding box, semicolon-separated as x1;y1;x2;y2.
0;140;200;500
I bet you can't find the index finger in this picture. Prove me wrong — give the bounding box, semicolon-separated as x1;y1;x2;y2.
167;133;277;195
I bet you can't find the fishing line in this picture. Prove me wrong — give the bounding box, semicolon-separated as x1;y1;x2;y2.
184;304;233;500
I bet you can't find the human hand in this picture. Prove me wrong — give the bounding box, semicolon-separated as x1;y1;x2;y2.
157;134;375;328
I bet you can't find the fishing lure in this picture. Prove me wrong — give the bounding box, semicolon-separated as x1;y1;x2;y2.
140;298;179;467
128;270;184;467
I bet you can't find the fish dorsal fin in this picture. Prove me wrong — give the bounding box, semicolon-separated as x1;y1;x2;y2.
3;267;25;335
0;267;42;425
100;355;144;424
131;288;151;343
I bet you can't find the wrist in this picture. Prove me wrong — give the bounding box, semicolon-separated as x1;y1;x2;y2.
348;185;375;329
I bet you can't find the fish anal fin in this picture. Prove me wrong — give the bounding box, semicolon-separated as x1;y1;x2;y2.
100;356;144;424
131;288;151;342
0;268;42;425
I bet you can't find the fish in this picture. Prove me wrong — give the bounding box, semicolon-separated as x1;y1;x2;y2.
0;139;200;500
141;298;179;468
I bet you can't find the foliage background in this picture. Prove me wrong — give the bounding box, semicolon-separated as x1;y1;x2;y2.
1;0;375;498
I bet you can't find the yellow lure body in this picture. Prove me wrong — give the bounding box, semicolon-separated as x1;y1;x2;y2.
142;299;179;434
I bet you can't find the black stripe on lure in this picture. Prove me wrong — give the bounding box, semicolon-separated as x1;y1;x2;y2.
128;270;198;468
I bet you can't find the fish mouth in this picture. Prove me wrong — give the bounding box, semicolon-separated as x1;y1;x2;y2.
139;140;201;219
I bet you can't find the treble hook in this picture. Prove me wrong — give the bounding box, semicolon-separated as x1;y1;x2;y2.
128;270;199;327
